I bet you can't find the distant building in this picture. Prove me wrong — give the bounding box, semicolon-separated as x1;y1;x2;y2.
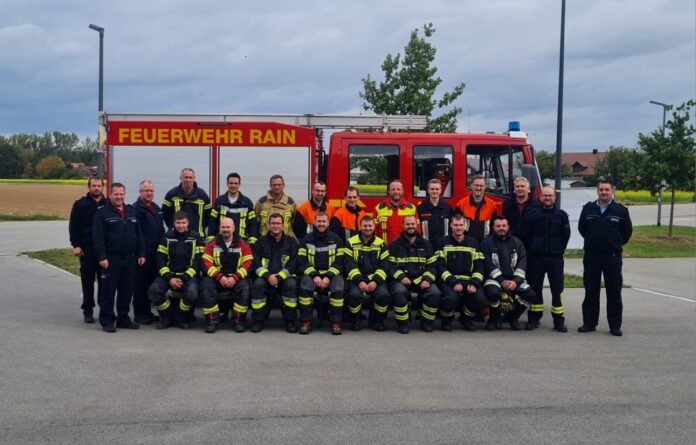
561;151;606;177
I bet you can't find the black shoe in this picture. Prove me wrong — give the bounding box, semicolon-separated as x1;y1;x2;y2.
460;318;477;332
553;319;568;333
331;323;342;335
134;316;152;325
578;325;596;333
509;319;521;331
285;320;298;334
83;313;95;324
176;321;191;330
373;321;385;332
610;328;623;337
251;321;264;333
351;319;362;332
524;321;538;331
116;319;140;329
233;321;247;333
397;324;410;334
441;318;453;332
473;313;485;323
485;319;497;331
420;322;434;333
102;325;116;333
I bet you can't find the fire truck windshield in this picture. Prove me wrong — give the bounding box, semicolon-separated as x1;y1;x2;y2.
466;145;527;198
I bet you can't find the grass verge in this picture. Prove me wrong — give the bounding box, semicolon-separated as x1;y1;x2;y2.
24;248;79;276
566;225;695;258
0;214;65;221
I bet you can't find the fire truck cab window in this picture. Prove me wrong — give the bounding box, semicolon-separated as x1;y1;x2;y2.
465;145;525;198
412;145;453;198
348;145;400;196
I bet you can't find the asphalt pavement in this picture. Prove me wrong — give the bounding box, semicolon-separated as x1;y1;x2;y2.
0;217;694;444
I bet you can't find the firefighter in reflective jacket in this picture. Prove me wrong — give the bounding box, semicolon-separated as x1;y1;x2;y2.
481;215;540;331
329;186;367;243
200;216;253;333
293;181;335;240
343;215;390;332
148;211;213;331
525;186;571;332
387;215;441;334
250;213;300;334
297;212;345;335
375;179;419;245
434;213;486;332
208;172;259;244
417;178;454;243
162;167;211;237
454;174;498;243
255;174;298;238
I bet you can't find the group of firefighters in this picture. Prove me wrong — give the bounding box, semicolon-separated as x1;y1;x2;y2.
70;167;632;336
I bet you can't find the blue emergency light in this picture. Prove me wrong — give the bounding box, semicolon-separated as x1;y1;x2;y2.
508;121;521;132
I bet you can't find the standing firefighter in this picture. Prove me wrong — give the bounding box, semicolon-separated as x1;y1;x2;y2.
69;176;107;324
375;179;419;245
162;167;211;238
387;215;441;333
294;181;335;240
502;176;541;247
297;212;345;335
455;174;498;243
148;212;212;331
343;215;390;331
255;174;298;239
200;217;253;333
208;172;259;244
578;180;632;337
417;178;454;243
92;182;145;332
481;215;540;331
434;214;486;332
250;213;300;333
526;186;571;332
329;186;367;243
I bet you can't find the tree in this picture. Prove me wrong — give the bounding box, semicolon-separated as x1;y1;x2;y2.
360;23;465;133
594;146;644;190
637;100;695;237
0;138;23;178
535;150;570;182
35;155;66;179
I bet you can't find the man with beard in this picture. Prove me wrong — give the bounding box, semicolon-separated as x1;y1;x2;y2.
480;215;539;331
200;217;253;333
162;167;211;237
329;186;366;242
208;172;259;245
148;212;213;332
343;215;390;331
69;176;107;323
297;212;345;335
255;174;298;239
294;181;335;240
374;179;419;245
455;175;498;243
249;213;300;333
434;213;486;332
502;176;541;247
387;215;441;333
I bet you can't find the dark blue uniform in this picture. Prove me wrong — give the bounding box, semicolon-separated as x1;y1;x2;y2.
526;206;571;329
502;196;542;247
417;199;454;244
69;193;107;317
131;198;164;323
93;202;145;329
578;200;632;332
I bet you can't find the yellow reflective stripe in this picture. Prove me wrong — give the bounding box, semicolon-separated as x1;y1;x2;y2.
472;273;484;281
529;304;544;312
442;271;453;281
440;310;454;318
238;268;248;279
202;254;214;263
207;267;220;278
463;307;477;317
278;270;289;280
185;268;196;278
159;266;171;276
329;298;343;307
551;305;564;315
283;299;298;308
251;300;266;310
157;245;168;254
374;303;388;313
179;300;191;311
420;309;436;320
328;267;340;276
155;299;170;311
233;303;248;313
373;270;387;281
202;304;219;315
299;296;313;305
348;304;362;313
347;269;360;280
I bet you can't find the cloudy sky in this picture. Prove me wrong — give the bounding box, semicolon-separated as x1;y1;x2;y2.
1;0;693;152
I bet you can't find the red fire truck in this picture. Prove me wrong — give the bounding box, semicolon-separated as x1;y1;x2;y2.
102;113;540;212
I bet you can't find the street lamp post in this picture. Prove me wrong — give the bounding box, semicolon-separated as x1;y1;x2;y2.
554;0;566;208
89;24;104;177
649;100;672;226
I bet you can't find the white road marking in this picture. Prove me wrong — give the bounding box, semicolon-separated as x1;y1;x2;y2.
633;287;696;303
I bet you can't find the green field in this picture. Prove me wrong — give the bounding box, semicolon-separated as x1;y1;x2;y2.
0;178;89;185
24;248;80;276
566;225;695;258
616;190;694;205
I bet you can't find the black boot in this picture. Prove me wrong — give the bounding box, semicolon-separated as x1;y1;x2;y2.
232;311;246;333
553;317;568;333
397;322;410;334
486;307;500;331
526;311;542;330
218;299;232;323
205;312;219;334
420;320;434;332
175;306;191;330
460;317;476;332
156;306;174;330
441;318;453;332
